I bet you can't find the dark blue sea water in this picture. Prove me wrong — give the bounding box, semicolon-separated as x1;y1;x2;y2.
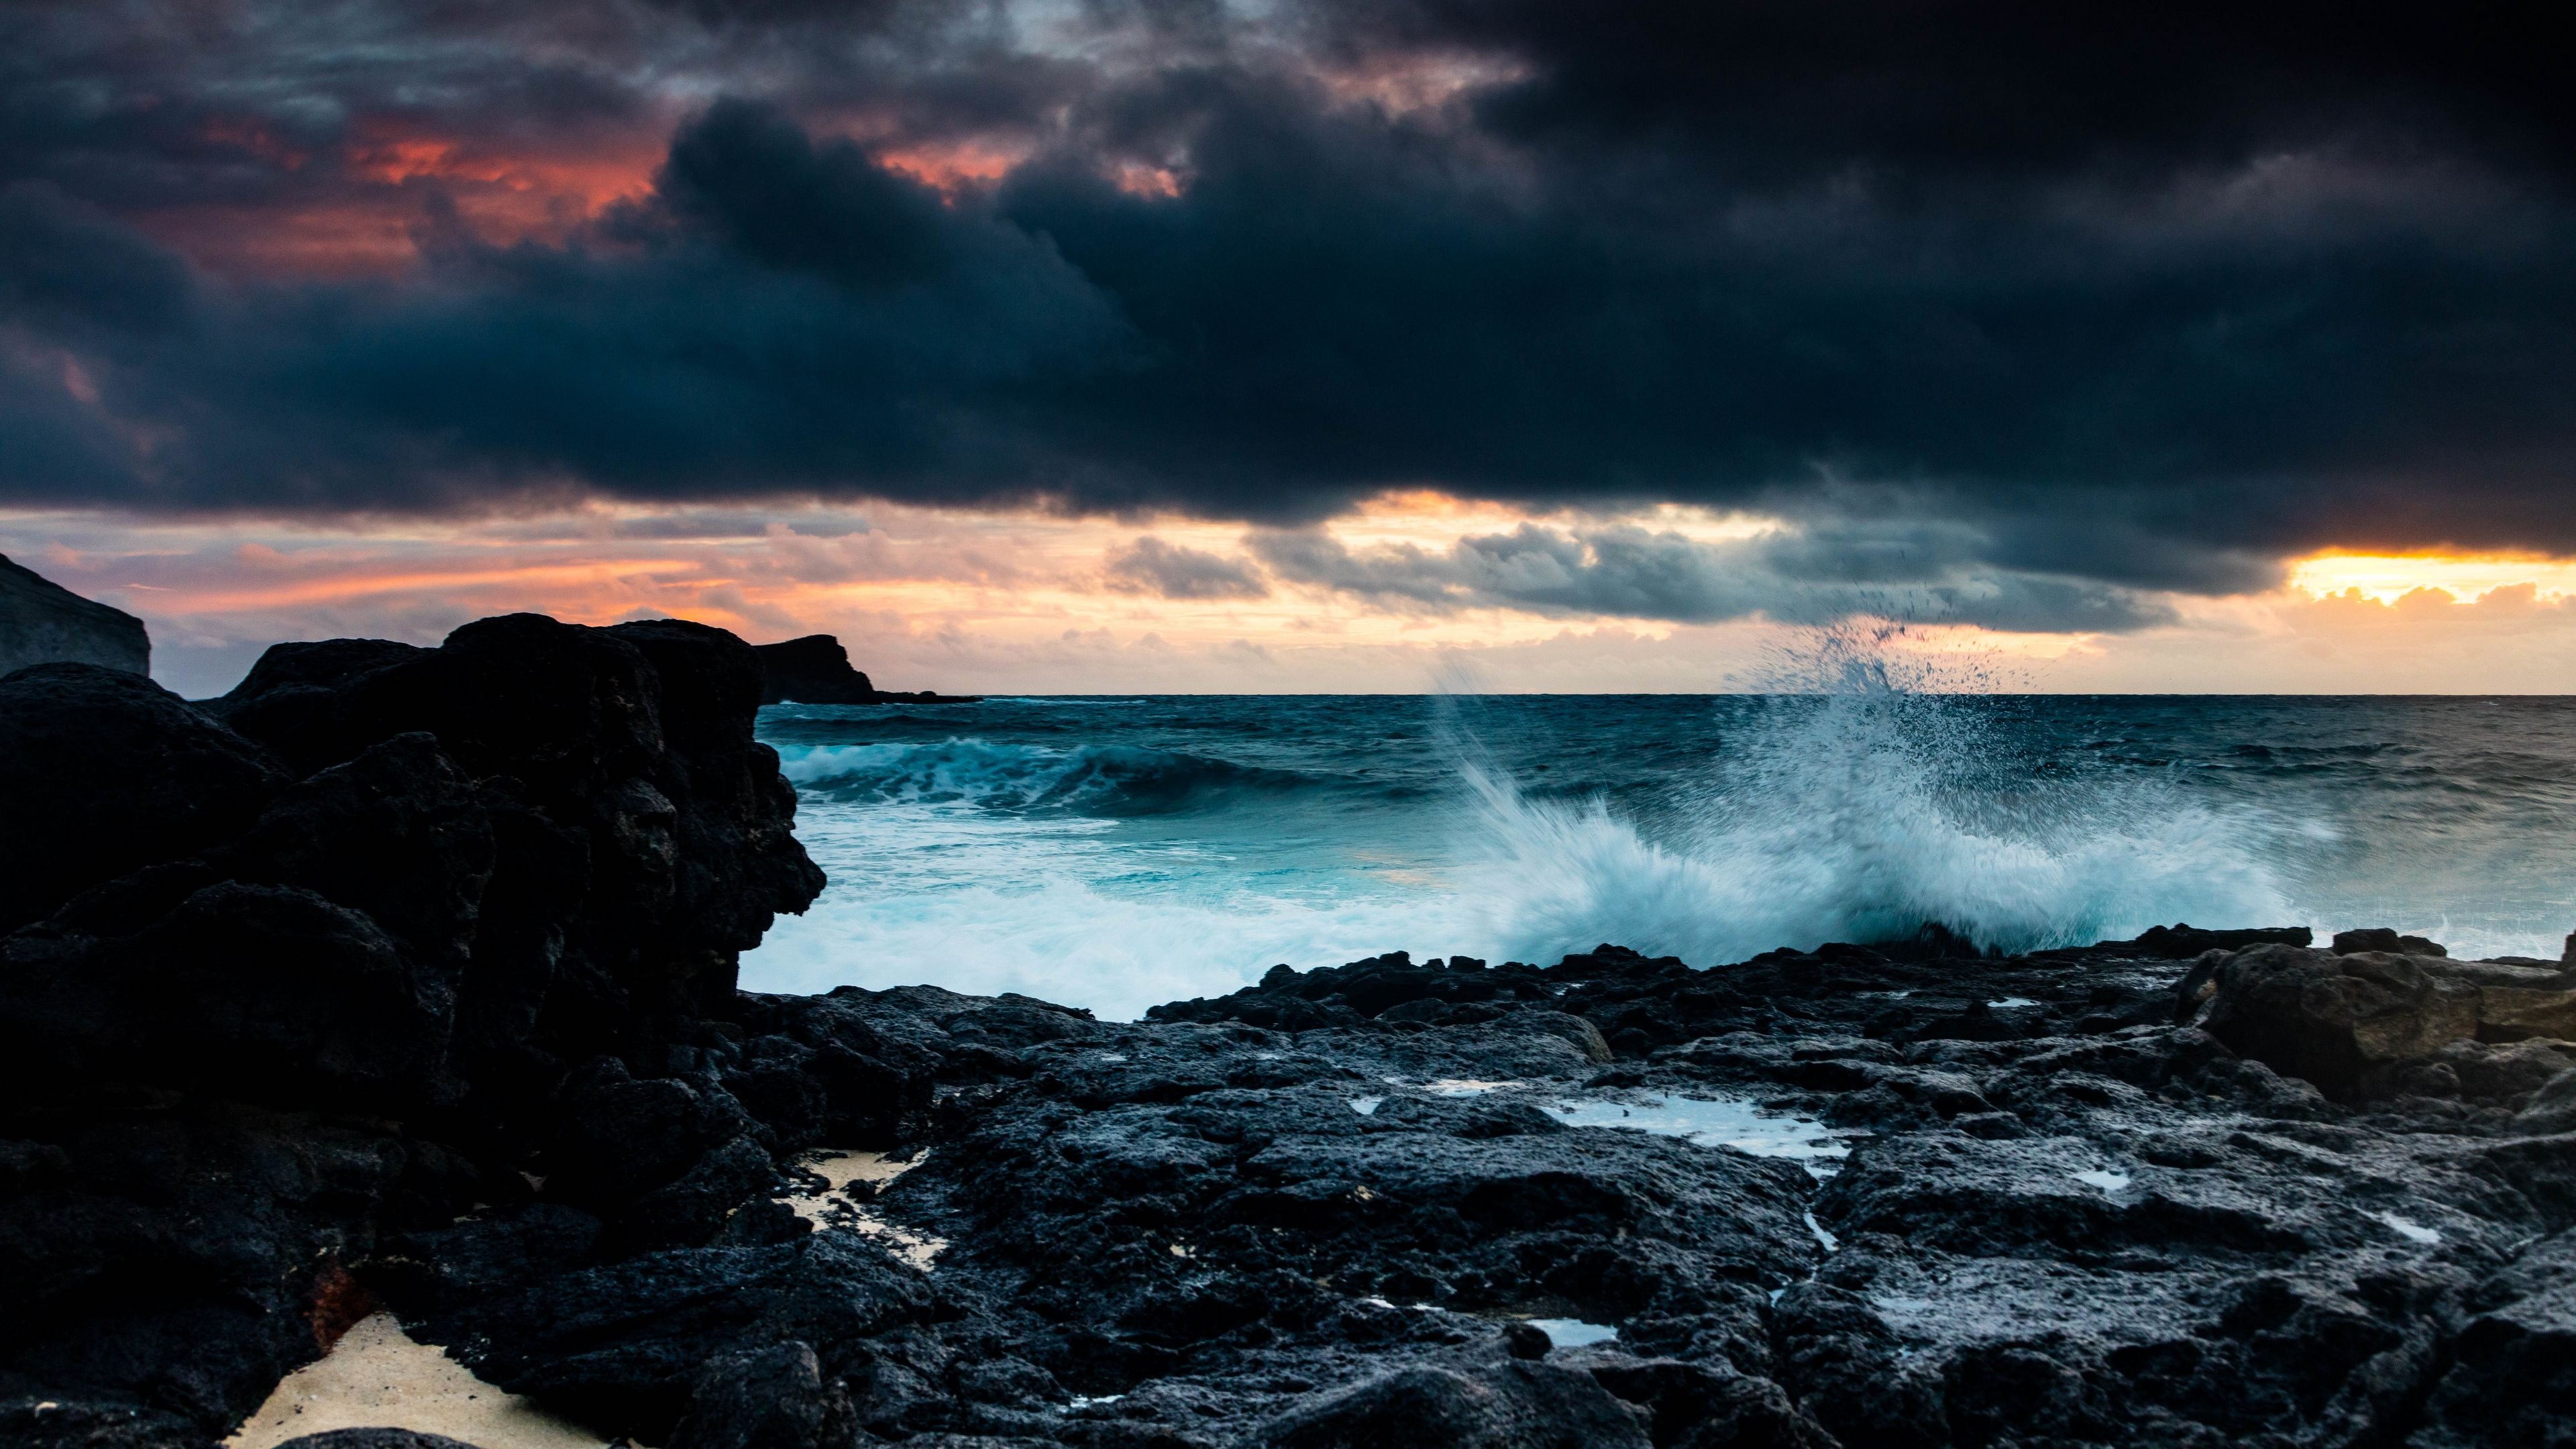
739;690;2576;1019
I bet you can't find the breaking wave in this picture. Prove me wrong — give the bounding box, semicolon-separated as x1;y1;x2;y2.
1454;629;2298;963
1455;697;2295;966
777;739;1314;816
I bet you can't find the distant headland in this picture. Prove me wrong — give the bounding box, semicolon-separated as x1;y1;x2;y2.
753;634;979;704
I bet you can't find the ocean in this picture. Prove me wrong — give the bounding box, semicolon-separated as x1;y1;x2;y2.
739;688;2576;1020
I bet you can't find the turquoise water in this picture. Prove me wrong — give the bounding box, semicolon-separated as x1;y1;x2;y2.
740;692;2576;1018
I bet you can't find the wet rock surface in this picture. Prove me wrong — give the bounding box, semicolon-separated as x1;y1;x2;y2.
5;615;2573;1449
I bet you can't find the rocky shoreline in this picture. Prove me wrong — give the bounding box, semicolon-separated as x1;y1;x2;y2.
3;616;2572;1449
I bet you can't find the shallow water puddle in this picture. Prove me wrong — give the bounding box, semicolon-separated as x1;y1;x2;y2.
2071;1169;2131;1193
226;1312;612;1449
1988;997;2041;1008
1348;1095;1384;1114
1528;1318;1619;1348
2368;1210;2443;1244
1540;1095;1856;1177
1424;1079;1520;1096
1803;1211;1840;1252
786;1149;948;1270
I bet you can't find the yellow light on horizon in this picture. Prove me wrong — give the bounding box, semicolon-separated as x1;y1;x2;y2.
2287;551;2576;606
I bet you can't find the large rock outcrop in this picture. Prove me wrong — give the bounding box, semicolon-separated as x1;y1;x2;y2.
0;614;886;1449
0;553;148;678
2186;940;2576;1099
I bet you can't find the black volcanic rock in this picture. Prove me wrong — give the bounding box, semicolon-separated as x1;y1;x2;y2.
2184;943;2576;1101
204;637;427;774
755;634;877;703
0;1102;414;1447
669;1340;854;1449
0;552;149;678
423;1233;932;1438
2334;925;2450;957
0;662;288;934
274;1432;489;1449
0;613;829;1446
205;614;827;1036
1254;1360;1653;1449
753;633;977;704
2115;921;2314;958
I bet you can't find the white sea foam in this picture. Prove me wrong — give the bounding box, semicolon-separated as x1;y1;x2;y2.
1448;638;2298;967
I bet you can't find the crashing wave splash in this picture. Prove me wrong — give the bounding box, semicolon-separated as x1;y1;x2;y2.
1456;625;2294;965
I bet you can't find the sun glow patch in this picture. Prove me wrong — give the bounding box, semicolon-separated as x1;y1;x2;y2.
2288;551;2576;606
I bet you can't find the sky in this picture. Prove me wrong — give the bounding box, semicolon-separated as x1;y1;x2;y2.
4;1;2575;695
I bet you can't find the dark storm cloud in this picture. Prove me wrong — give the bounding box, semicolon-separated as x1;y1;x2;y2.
1249;522;2174;633
3;1;2575;630
1104;535;1269;600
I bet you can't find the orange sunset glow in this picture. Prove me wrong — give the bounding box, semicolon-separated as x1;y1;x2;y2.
15;494;2576;698
151;121;667;276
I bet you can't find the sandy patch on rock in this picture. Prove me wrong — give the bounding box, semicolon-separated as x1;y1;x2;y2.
783;1148;947;1270
225;1312;615;1449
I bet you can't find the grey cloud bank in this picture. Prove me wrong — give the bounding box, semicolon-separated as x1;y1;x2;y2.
2;1;2572;631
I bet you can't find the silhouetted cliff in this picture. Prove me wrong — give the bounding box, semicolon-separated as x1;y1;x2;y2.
0;553;148;678
754;634;976;704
